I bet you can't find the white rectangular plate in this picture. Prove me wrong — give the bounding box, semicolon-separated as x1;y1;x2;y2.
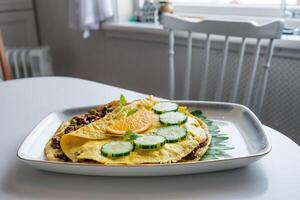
17;101;271;176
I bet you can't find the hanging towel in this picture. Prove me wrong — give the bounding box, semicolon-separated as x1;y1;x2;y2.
69;0;113;38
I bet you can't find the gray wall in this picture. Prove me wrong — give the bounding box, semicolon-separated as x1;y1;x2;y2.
34;0;300;144
34;0;169;97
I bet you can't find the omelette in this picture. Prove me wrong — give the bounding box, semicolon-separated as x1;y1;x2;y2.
45;96;211;165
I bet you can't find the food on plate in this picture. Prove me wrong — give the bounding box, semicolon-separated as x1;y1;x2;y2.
44;96;211;165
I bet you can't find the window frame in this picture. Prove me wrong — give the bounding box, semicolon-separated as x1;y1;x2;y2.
169;0;300;18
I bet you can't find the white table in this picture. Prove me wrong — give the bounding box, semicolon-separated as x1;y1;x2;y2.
0;77;299;200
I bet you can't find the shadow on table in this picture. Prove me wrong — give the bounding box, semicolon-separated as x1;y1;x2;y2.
2;160;268;199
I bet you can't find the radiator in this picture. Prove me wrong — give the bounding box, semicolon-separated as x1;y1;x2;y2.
2;46;53;79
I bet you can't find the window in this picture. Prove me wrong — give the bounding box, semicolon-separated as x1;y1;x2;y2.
173;0;300;6
171;0;300;18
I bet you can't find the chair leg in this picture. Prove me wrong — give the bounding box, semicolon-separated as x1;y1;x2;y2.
0;32;12;80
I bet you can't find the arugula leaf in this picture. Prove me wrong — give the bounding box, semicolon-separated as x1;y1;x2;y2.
213;134;229;138
205;149;224;155
119;95;127;107
123;130;140;141
127;108;138;116
206;149;232;157
209;146;235;150
203;119;213;126
191;109;234;161
201;154;218;161
210;136;229;144
190;110;203;117
208;124;219;132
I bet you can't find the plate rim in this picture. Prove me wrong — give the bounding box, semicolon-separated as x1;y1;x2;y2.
17;100;272;168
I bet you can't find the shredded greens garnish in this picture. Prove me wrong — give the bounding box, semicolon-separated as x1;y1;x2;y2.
191;110;234;161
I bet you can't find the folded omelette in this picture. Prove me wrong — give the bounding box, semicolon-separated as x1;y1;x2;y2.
45;96;211;165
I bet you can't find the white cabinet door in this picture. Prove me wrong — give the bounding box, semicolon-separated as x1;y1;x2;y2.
0;11;38;47
0;0;33;12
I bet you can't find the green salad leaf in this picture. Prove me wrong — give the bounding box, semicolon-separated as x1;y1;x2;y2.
191;110;234;161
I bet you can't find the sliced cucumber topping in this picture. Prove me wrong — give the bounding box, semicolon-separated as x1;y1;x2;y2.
134;135;166;150
159;112;187;125
156;126;187;143
101;141;134;158
153;102;179;114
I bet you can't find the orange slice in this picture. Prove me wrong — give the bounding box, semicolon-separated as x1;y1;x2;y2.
106;107;152;135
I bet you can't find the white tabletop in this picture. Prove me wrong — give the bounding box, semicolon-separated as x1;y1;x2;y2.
0;77;299;200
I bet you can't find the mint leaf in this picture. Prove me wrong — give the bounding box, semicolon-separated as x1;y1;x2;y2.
127;108;138;116
123;130;140;141
119;95;127;107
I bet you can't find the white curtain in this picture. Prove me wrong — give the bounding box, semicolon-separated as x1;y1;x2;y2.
69;0;114;38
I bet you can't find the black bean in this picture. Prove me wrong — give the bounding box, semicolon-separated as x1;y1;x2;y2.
64;125;76;134
56;152;71;162
51;136;61;149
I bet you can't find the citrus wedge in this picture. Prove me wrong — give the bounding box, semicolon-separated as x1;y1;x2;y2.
106;107;152;135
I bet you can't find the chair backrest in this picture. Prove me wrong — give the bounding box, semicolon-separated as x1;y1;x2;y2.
161;14;284;114
0;32;12;80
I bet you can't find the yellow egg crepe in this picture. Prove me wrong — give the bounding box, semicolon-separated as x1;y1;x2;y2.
45;96;211;165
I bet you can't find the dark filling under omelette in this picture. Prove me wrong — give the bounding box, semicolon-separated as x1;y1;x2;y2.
182;133;210;161
50;101;119;161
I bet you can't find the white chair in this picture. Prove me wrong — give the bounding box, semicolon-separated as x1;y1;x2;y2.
161;14;284;115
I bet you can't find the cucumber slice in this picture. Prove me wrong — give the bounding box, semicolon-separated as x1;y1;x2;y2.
134;135;166;150
153;102;179;114
159;112;187;125
156;126;187;143
101;141;134;158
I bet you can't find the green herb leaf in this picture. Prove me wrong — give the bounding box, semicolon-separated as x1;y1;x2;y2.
213;134;229;138
205;149;224;155
208;125;219;132
123;130;140;141
203;119;213;126
210;131;221;136
190;110;203;117
211;136;229;144
192;109;235;161
119;95;127;107
127;108;138;116
209;146;235;150
201;154;218;161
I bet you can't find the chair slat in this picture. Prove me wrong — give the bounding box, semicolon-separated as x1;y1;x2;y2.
231;37;246;102
253;39;275;115
200;34;211;100
162;14;284;39
169;30;175;99
215;36;230;101
162;14;282;113
184;32;193;100
244;38;262;107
